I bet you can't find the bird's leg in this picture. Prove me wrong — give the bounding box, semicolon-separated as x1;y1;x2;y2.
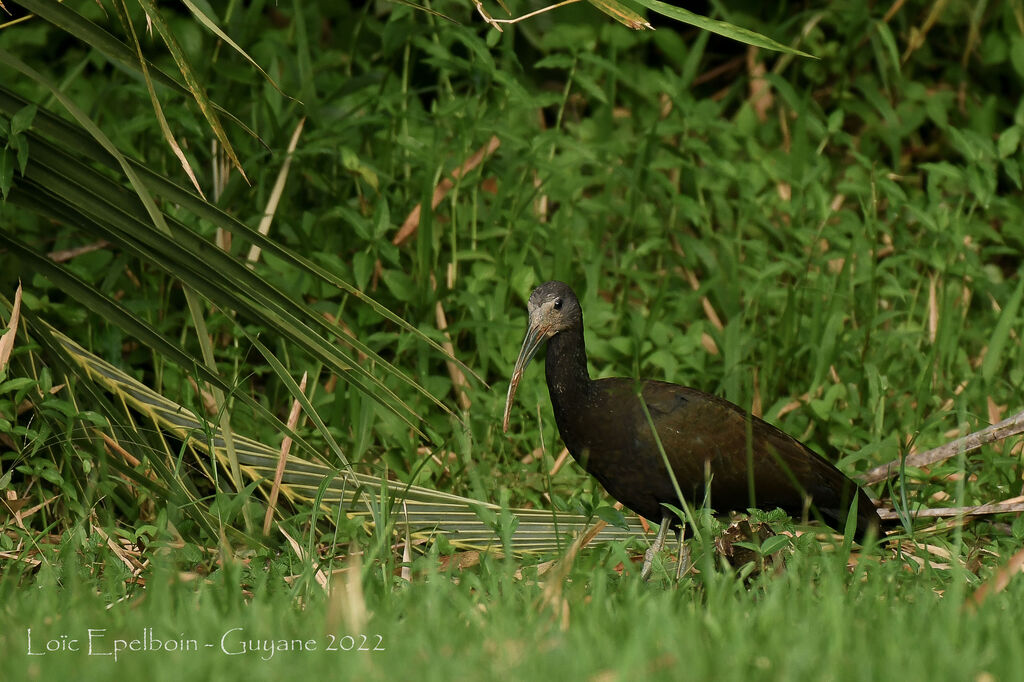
674;524;689;582
640;511;672;581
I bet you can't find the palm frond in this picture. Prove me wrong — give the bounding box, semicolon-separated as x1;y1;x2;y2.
48;325;646;553
0;82;479;438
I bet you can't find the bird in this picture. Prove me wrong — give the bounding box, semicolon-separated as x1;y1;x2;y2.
502;281;884;579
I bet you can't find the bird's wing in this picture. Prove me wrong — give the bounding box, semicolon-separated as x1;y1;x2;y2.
638;381;871;523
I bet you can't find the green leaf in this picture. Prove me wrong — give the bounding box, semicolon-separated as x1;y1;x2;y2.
380;269;416;303
352;251;374;292
1011;35;1024;79
0;377;37;394
0;86;484;390
179;0;293;99
136;0;248;183
827;109;845;134
11;132;28;174
0;147;11;199
587;0;650;30
12;0;264;145
10;104;36;135
534;55;575;70
998;126;1021;158
572;70;609;104
341;148;380;192
872;19;901;78
595;504;629;529
381;0;459;22
374;198;391;240
758;534;791;555
627;0;813;57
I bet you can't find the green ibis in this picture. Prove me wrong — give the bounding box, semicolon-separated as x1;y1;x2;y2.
502;281;882;579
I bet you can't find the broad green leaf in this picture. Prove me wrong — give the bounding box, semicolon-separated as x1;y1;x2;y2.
998;126;1021;158
759;534;792;555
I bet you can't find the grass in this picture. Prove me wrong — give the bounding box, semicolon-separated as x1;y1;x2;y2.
1;0;1024;679
3;538;1024;680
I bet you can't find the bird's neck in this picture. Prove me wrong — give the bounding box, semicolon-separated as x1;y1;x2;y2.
544;325;592;415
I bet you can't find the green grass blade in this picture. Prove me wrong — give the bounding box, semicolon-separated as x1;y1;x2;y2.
179;0;294;100
628;0;813;57
10;0;265;146
981;276;1024;383
135;0;248;183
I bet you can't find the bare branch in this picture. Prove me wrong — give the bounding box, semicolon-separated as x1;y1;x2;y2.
877;496;1024;521
862;407;1024;484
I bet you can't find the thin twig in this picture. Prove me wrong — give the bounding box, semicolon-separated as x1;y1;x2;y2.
47;241;110;263
549;447;570;476
472;0;503;32
491;0;583;26
877;497;1024;521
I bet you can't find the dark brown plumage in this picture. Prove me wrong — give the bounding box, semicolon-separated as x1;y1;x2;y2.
502;281;882;555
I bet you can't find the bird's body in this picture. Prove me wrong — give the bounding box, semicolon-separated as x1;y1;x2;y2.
504;281;882;549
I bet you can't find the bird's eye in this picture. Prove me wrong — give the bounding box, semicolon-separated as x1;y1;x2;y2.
553;298;563;311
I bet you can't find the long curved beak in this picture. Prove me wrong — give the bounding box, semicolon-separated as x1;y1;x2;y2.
501;320;549;432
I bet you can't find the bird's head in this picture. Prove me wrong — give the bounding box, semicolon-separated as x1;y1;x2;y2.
526;280;582;337
502;281;581;432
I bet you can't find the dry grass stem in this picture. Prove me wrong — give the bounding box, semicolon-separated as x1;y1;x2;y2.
280;525;329;591
401;501;413;583
263;371;307;535
326;548;367;632
488;0;588;28
246;117;305;265
435;297;472;410
47;241;110;263
549;447;571;476
394;135;501;246
0;281;21;372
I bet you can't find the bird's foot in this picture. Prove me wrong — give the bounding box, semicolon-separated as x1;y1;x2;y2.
640;546;657;581
640;512;672;581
